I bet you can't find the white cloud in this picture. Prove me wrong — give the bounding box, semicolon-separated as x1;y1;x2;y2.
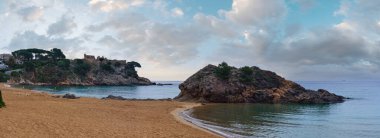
7;31;83;53
171;7;184;17
16;6;44;21
334;22;355;32
225;0;287;26
88;0;144;12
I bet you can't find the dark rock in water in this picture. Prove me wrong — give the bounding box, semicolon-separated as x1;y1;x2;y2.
102;95;173;101
62;94;79;99
156;83;173;86
175;64;345;104
102;95;127;100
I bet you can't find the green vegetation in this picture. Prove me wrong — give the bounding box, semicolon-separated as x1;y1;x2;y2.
12;48;66;61
57;59;71;69
125;61;141;78
7;48;144;84
0;72;10;82
239;66;254;83
0;90;5;108
73;59;91;77
100;62;114;73
50;48;66;60
214;62;231;80
10;71;21;78
35;63;65;84
24;61;35;72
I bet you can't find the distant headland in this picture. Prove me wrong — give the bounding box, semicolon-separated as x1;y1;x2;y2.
0;48;153;86
176;62;345;104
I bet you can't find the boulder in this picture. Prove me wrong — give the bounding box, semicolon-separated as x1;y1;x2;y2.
175;64;344;104
62;94;79;99
102;95;127;100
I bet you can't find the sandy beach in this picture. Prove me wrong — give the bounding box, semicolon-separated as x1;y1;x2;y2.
0;84;220;138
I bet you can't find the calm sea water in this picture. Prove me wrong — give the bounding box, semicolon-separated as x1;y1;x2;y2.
187;81;380;138
14;81;181;99
14;81;380;137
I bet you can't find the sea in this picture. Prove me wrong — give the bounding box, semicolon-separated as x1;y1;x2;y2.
14;81;380;138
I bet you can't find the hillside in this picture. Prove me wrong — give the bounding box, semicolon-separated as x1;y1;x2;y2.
175;62;344;104
5;48;153;86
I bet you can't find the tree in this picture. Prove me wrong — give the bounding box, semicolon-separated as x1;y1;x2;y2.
50;48;66;60
239;66;254;83
24;61;35;72
12;50;33;61
125;61;141;78
0;72;10;82
73;59;91;77
57;59;70;69
0;90;5;108
214;62;231;80
101;62;114;73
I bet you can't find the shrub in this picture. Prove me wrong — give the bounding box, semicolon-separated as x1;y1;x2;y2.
0;90;5;108
101;62;114;73
57;59;70;69
125;61;141;78
239;66;254;83
10;71;21;78
35;65;63;84
214;62;231;80
73;59;91;77
0;72;10;82
24;62;35;72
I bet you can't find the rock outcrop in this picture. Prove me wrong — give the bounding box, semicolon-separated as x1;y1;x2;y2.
175;64;344;104
62;94;79;99
8;55;154;86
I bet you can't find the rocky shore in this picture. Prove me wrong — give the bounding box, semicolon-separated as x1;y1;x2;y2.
175;64;344;104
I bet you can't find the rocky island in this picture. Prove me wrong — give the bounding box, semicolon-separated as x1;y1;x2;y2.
4;48;153;86
175;62;344;104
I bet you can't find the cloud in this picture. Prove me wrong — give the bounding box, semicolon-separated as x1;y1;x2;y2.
86;12;147;32
194;13;238;38
16;6;44;21
198;0;380;80
97;22;209;64
171;7;184;17
47;15;77;36
88;0;144;12
7;31;83;54
225;0;287;26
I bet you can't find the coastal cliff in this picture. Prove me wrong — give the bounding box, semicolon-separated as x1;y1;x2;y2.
7;48;153;86
175;63;344;104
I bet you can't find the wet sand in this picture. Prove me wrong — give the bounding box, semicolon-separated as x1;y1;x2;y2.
0;84;220;138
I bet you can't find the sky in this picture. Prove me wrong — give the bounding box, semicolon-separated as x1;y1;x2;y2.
1;0;380;81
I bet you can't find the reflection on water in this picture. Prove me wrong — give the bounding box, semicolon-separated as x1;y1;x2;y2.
13;81;181;99
191;104;336;137
189;81;380;138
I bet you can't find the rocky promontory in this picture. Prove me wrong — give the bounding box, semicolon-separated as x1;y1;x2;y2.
6;48;154;86
175;63;344;104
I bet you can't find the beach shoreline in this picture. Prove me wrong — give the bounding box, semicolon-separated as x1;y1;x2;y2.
0;83;219;138
171;103;223;138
